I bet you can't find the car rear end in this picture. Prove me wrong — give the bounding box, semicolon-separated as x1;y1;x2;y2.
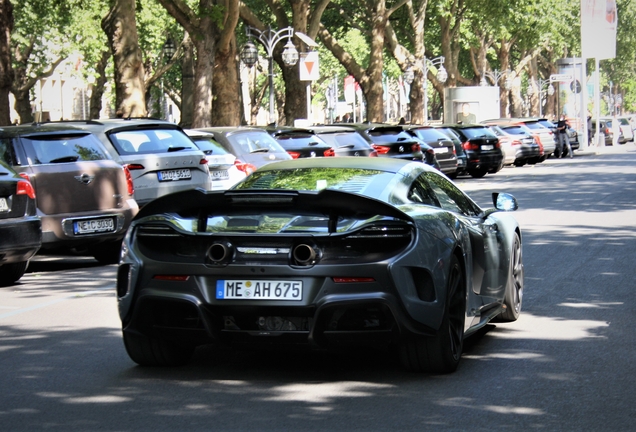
0;160;41;284
406;127;457;176
495;125;541;165
185;130;246;190
269;129;335;159
5;127;137;260
361;126;424;162
447;125;504;177
310;127;377;157
435;126;467;178
520;120;556;157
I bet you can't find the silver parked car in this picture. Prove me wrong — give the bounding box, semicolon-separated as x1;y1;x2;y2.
58;119;211;207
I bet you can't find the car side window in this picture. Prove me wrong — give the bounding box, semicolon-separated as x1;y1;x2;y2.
408;175;439;207
423;172;481;216
0;138;18;165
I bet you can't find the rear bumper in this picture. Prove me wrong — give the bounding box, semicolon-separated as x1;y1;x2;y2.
0;216;41;264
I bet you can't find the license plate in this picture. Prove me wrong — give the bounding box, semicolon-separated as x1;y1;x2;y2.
158;169;191;182
481;145;494;150
74;218;115;235
210;169;229;180
0;197;8;212
216;280;302;301
434;147;448;154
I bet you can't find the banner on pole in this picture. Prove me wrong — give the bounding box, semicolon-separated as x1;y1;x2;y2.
581;0;617;59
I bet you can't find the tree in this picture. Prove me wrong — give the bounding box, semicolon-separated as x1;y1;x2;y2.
102;0;147;117
0;0;13;125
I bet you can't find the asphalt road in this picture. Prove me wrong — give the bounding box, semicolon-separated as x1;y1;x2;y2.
1;144;635;431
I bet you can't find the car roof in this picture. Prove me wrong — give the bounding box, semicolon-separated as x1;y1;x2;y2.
0;123;90;138
196;126;269;137
252;155;430;174
52;118;184;133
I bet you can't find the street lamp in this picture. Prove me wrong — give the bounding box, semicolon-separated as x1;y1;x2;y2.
163;37;176;61
527;78;555;117
423;56;447;122
480;69;513;90
240;26;299;124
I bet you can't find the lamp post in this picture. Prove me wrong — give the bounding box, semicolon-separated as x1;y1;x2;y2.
240;26;299;124
527;78;555;117
480;69;513;89
161;38;177;120
423;56;447;122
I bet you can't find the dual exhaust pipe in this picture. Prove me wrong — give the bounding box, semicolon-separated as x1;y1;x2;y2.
206;241;318;266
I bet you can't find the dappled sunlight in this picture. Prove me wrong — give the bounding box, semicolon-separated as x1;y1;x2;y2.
36;392;132;404
260;382;395;404
437;397;545;416
490;312;609;340
559;301;622;309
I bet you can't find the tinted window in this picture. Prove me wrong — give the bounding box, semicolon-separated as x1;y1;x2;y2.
0;138;19;165
191;136;231;156
22;133;109;164
110;129;199;154
501;125;530;135
275;132;328;147
422;172;481;216
411;128;449;141
227;131;287;154
317;132;369;148
366;129;414;143
459;127;497;140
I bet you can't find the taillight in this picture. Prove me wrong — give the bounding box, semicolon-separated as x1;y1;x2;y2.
511;139;522;146
369;151;379;157
199;158;208;165
495;140;501;149
287;151;301;159
16;179;36;199
372;144;391;154
234;159;257;175
123;165;134;196
462;141;479;151
323;148;335;157
411;143;421;152
126;163;145;170
604;127;610;134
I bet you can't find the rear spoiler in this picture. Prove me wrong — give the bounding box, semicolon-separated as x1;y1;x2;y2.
135;188;413;233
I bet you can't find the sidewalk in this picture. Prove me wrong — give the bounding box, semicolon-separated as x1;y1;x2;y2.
574;142;636;156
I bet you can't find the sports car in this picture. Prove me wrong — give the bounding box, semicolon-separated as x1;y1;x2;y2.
117;157;523;373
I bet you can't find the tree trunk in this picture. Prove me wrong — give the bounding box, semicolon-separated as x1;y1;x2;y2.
364;0;387;123
211;41;240;126
0;0;14;126
89;50;110;119
180;35;195;128
12;88;32;123
102;0;147;118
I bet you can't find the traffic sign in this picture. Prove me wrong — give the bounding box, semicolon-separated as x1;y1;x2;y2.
550;74;573;82
299;52;319;81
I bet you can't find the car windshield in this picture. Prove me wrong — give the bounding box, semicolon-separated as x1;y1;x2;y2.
234;167;389;194
21;133;109;164
110;128;199;155
317;131;369;148
227;131;286;154
190;136;231;156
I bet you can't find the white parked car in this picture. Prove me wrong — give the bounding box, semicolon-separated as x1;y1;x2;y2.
185;130;247;190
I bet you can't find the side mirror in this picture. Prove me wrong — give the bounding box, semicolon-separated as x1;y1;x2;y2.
492;192;518;211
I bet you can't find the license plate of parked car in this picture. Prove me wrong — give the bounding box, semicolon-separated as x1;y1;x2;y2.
481;145;494;150
433;147;448;154
158;169;191;182
74;217;115;234
0;197;8;212
210;170;229;180
216;280;303;300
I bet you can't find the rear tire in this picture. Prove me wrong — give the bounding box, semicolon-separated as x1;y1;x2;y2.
498;233;523;322
92;241;122;265
0;261;29;286
469;169;487;178
399;255;466;373
123;331;195;367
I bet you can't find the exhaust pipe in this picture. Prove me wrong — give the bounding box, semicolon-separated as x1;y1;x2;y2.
293;244;318;266
207;241;233;264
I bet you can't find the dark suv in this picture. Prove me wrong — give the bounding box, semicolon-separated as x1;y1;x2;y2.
444;124;504;178
56;119;211;207
0;124;138;263
339;123;426;162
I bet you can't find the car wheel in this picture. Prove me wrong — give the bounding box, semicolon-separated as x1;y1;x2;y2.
497;233;523;322
399;255;466;373
123;331;195;367
447;172;457;179
469;169;487;178
92;241;122;265
0;261;29;286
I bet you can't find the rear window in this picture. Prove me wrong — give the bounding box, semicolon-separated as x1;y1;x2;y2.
410;128;449;142
317;131;369;148
110;128;199;155
458;127;497;139
274;132;328;147
366;129;415;144
21;133;110;164
190;136;231;156
226;131;287;154
501;125;530;135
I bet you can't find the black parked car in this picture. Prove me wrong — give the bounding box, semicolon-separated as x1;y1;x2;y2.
264;126;335;159
405;126;457;177
435;126;467;178
306;125;377;157
0;159;41;285
339;123;426;162
444;124;504;178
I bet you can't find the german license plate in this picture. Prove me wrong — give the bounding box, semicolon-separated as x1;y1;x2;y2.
216;280;302;301
434;147;448;154
158;169;191;182
0;197;8;212
74;218;115;234
210;169;229;180
482;145;494;150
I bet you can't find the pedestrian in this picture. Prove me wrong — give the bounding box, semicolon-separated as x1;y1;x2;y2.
398;117;406;125
587;115;593;146
556;114;573;158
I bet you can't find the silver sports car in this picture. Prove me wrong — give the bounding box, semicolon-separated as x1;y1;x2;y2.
117;157;523;373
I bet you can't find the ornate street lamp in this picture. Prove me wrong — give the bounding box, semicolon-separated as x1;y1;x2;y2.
481;69;513;90
527;78;555;117
241;26;299;124
163;38;176;60
423;56;447;122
